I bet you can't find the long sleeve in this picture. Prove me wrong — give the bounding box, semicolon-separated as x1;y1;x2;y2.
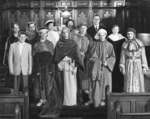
119;48;126;74
141;46;148;69
8;44;14;74
58;59;65;71
106;45;116;72
28;45;32;75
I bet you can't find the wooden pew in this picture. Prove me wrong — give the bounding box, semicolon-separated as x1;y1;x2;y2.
0;94;25;119
107;93;150;119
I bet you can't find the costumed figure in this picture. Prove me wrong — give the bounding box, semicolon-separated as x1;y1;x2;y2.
86;29;115;107
120;28;149;93
54;27;84;106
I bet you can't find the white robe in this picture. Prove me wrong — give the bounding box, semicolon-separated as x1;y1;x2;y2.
58;56;77;106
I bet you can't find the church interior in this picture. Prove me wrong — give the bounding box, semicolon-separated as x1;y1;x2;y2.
0;0;150;119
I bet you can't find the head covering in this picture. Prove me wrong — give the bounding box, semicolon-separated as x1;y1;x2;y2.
19;30;27;36
28;21;35;25
45;19;54;26
80;23;87;27
127;27;136;34
95;28;107;40
39;28;48;34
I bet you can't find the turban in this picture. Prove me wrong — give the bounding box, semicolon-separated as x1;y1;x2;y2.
39;28;48;34
95;28;107;39
127;27;136;34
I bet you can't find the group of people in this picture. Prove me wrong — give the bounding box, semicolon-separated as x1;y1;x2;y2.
3;14;149;115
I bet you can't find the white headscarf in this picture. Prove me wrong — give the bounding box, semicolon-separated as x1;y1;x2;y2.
95;28;107;40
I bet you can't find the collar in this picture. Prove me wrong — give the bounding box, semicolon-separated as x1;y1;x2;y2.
17;41;25;45
94;24;99;28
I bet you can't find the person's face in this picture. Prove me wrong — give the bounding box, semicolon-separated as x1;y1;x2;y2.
112;26;119;34
29;23;36;31
13;24;20;33
93;16;100;26
99;33;106;41
67;21;74;28
19;34;26;43
80;25;87;35
48;22;54;30
62;29;69;39
127;31;135;40
40;32;48;40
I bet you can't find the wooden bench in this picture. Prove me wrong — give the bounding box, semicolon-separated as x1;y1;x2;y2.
107;93;150;119
0;94;25;119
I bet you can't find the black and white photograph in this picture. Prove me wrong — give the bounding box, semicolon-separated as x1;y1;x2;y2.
0;0;150;119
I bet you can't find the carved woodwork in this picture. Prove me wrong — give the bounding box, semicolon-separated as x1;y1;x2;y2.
0;94;25;119
107;93;150;119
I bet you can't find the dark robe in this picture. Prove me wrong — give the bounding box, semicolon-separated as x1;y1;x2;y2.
26;30;39;46
3;34;19;65
54;38;84;106
107;37;125;92
3;34;19;89
33;40;60;116
54;38;84;69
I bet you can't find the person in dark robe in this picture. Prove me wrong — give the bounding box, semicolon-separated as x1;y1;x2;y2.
54;27;84;106
33;28;54;106
86;29;116;107
107;25;126;92
26;22;39;46
3;23;20;65
33;28;61;117
3;23;20;89
87;15;106;41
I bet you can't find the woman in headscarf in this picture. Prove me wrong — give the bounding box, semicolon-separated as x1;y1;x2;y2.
86;29;116;107
120;28;149;93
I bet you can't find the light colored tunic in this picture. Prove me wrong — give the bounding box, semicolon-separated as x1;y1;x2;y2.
58;56;77;106
120;39;148;92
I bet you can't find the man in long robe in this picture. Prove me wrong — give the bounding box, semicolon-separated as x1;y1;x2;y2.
86;29;115;107
54;27;83;106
